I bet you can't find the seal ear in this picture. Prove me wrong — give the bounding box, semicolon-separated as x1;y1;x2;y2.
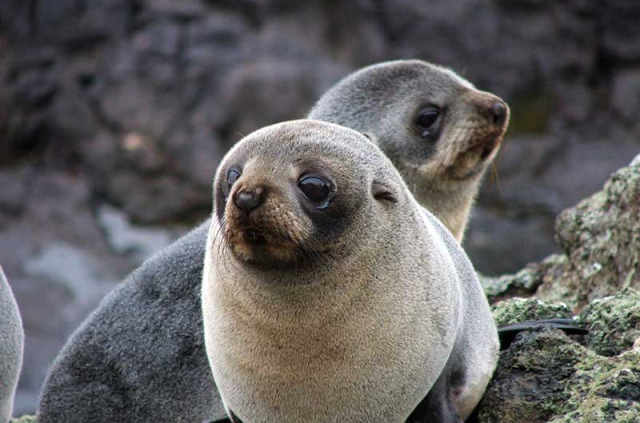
372;181;398;203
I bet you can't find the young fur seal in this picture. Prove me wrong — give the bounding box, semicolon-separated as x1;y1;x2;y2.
0;266;24;423
309;60;509;242
202;120;499;422
38;60;506;423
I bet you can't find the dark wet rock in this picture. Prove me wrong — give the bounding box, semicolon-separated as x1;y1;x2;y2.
2;0;639;266
476;330;588;423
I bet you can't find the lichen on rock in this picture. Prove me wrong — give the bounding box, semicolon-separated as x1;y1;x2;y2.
475;156;640;422
476;291;640;423
582;290;640;357
491;297;573;326
533;157;640;310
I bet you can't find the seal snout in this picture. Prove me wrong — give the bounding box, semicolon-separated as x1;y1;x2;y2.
234;187;265;213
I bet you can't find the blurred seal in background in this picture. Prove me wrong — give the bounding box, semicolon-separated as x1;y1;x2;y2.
0;266;24;423
310;59;510;242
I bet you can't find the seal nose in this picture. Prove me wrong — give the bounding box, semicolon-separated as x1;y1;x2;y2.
234;188;264;213
489;101;507;126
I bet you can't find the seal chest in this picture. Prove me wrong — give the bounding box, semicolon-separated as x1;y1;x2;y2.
202;120;495;422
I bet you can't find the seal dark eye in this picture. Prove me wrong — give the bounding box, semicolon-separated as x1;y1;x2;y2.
298;176;332;207
227;169;241;193
415;108;441;138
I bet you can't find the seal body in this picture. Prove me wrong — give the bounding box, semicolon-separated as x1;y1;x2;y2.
37;223;228;423
0;266;23;423
309;60;509;242
38;60;505;423
202;120;498;422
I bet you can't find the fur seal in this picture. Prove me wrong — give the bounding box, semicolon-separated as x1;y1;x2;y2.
0;266;24;423
202;120;499;422
309;59;509;242
38;60;505;423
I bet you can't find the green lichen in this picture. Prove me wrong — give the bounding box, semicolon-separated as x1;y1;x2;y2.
491;297;573;326
581;289;640;356
481;255;566;303
546;349;640;423
11;416;36;423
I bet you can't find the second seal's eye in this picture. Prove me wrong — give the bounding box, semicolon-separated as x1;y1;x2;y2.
227;169;241;192
298;176;332;206
415;108;441;137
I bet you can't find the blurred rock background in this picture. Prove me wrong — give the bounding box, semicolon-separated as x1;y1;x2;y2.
0;0;639;415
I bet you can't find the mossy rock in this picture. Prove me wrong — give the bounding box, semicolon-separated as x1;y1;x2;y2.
477;291;640;422
581;289;640;356
534;159;640;310
475;330;588;423
481;254;566;304
492;297;573;326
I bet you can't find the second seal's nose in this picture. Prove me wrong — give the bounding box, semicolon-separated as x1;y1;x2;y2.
489;101;507;126
234;189;264;212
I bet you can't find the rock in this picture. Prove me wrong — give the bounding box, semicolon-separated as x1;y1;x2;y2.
476;330;589;423
476;291;640;423
582;290;640;357
482;157;640;310
480;255;566;302
2;0;639;270
97;204;180;265
602;0;640;63
491;297;574;326
476;157;640;422
535;158;640;310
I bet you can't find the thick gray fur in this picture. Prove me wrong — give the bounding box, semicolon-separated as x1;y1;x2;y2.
38;60;498;423
37;223;228;422
1;266;24;423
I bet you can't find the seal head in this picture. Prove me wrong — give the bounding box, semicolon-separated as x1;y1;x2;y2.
309;60;510;241
212;122;398;270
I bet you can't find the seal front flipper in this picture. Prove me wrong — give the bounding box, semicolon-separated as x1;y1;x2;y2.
498;318;589;350
227;410;243;423
406;377;462;423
